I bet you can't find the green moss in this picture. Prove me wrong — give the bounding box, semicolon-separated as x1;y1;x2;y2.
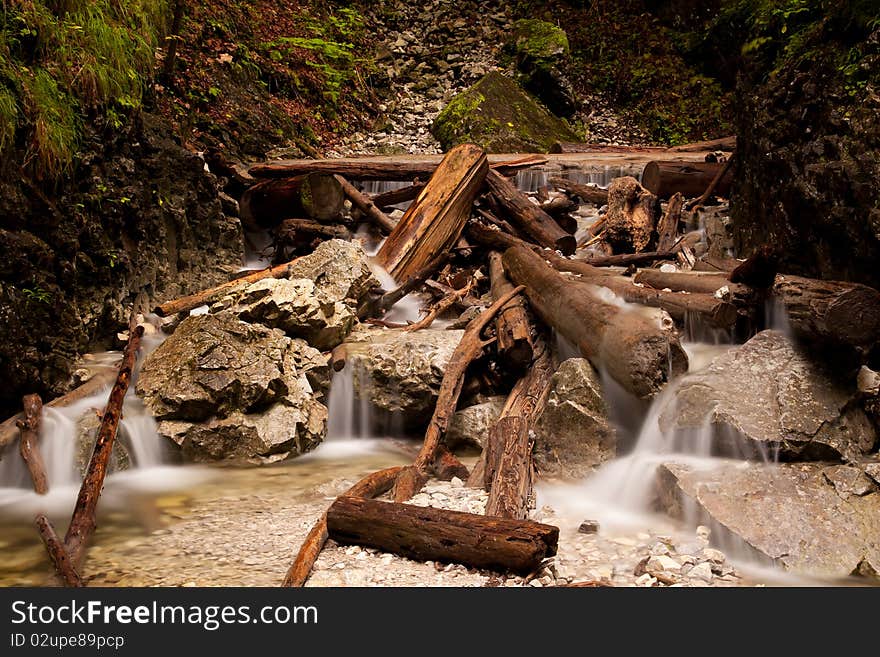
510;19;570;64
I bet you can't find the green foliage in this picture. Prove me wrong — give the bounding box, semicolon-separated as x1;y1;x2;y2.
0;0;170;176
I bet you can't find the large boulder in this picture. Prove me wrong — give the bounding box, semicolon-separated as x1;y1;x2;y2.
283;239;379;306
135;313;328;462
431;71;579;153
446;397;507;450
661;330;876;462
75;411;131;477
656;460;880;581
507;19;577;117
342;326;463;430
533;358;616;479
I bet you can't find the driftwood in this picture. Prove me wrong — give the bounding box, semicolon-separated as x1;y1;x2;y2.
633;269;748;296
334;174;396;233
371;182;425;209
17;394;47;494
153;256;303;317
240;174;344;229
484;416;532;520
404;283;472;332
642;160;732;199
250;154;548;181
281;466;403;587
603;177;660;254
656;192;684;252
548;177;609;205
486;169;576;255
503;246;688;398
377;144;489;281
326;496;558;575
35;516;83;587
488;251;533;371
433;446;470;482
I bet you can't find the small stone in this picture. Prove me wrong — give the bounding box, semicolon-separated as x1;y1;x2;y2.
529;579;543;587
646;555;680;574
450;476;464;488
689;562;714;582
700;548;726;564
650;542;671;556
578;520;600;534
696;525;711;541
635;573;656;587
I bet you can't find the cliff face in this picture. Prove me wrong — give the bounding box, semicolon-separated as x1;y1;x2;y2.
727;2;880;287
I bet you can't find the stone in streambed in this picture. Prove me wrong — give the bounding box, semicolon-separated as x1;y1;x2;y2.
446;396;507;449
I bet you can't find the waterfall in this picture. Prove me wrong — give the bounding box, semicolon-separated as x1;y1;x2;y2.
326;361;374;440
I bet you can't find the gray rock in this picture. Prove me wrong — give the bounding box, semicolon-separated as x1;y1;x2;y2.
446;396;507;449
578;520;600;534
342;326;463;428
656;461;880;580
689;562;714;582
75;410;131;477
661;331;876;461
822;465;878;497
865;463;880;486
284;239;378;306
533;358;616;479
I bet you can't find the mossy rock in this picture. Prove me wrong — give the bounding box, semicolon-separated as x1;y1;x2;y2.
507;19;577;117
431;72;578;153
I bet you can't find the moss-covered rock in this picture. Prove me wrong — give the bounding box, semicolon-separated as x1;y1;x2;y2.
507;19;577;117
431;72;579;153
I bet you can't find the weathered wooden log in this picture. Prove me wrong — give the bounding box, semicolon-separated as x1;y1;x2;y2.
433;447;470;482
548;177;609;205
693;254;742;273
330;344;348;372
63;319;144;570
488;251;533;371
326;496;559;575
503;246;688;398
486;169;576;255
35;515;82;587
667;136;736;153
687;153;736;210
391;285;525;503
583;251;678;267
377;144;489;281
772;274;880;349
334;174;396;233
371;182;425;209
485;416;531;520
17;394;47;494
642;160;732;199
604;176;660;254
240;174;344;229
633;269;746;296
153;256;302;317
404;284;472;332
656;192;683;252
281;465;404;587
250;154;548;181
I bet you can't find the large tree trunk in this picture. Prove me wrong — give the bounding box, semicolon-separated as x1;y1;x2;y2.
240;174;344;229
17;394;47;494
484;416;532;520
377;144;488;281
642;160;732;199
326;496;559;575
503;246;688;398
488;251;533;371
485;169;576;255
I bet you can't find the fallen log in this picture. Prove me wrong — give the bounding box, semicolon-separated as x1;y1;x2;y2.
250;154;549;181
656;192;684;252
486;169;576;255
549;142;666;154
326;496;558;575
377;143;489;281
484;416;531;520
17;394;47;494
633;269;747;296
35;515;82;587
488;251;533;371
667;136;736;153
371;182;425;209
281;466;403;587
273;219;350;260
687;153;736;211
240;174;344;229
503;246;688;398
772;274;880;350
548;177;609;205
642;160;732;199
334;174;396;233
153;256;303;317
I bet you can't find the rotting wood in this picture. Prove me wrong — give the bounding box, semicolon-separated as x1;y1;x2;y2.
334;174;397;233
326;496;559;575
503;246;688;398
35;516;82;587
603;176;660;254
17;394;47;495
404;283;472;332
687;153;736;211
488;251;533;371
377;144;489;281
642;160;732;199
433;446;470;482
486;169;576;255
548;177;609;205
485;416;531;520
281;465;403;587
656;192;684;252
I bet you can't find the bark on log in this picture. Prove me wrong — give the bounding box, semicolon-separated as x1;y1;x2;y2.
334;174;397;233
633;269;746;296
240;174;344;229
281;465;403;587
642;160;732;199
687;153;736;210
667;136;736;152
433;447;470;482
772;274;880;349
488;251;533;371
503;246;688;398
63;320;144;570
604;176;660;254
377;144;489;281
486;169;576;255
35;515;82;587
371;182;425;209
548;177;609;205
17;394;47;495
153;256;303;317
485;416;531;520
656;192;684;252
326;496;558;575
273;219;350;258
250;155;548;181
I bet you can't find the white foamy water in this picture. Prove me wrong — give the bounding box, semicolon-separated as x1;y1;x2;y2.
326;361;374;441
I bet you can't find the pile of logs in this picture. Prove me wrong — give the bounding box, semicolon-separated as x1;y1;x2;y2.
10;133;880;588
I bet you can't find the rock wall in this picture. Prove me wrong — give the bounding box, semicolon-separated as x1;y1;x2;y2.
0;113;243;416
